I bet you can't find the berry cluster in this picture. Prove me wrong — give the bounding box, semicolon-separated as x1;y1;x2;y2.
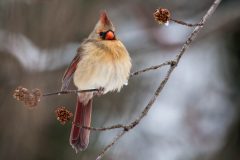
13;86;41;107
55;106;73;125
153;8;171;24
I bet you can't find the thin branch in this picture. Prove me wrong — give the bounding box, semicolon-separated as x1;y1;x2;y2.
42;89;99;97
130;60;175;77
175;0;222;63
42;61;173;97
82;124;126;131
17;0;221;157
96;130;126;160
170;18;203;27
11;1;223;158
94;0;222;159
41;0;219;98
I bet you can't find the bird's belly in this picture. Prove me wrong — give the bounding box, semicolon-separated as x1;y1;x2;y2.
73;59;130;93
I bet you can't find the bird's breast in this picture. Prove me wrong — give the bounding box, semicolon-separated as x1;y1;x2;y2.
73;40;131;93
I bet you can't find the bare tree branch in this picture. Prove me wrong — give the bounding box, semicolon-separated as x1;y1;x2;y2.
130;60;175;77
41;61;174;97
12;0;222;159
170;18;203;27
96;130;126;160
82;124;126;131
42;89;99;97
93;0;222;159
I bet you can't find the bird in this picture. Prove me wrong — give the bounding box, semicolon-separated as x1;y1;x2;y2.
61;11;132;153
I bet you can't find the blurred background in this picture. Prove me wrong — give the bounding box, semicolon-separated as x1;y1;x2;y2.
0;0;240;160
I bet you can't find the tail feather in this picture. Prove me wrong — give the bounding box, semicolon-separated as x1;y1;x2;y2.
70;96;92;153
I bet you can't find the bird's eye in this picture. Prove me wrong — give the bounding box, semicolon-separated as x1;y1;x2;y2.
99;30;115;40
99;32;105;38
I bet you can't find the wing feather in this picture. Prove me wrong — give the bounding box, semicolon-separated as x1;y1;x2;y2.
61;48;82;91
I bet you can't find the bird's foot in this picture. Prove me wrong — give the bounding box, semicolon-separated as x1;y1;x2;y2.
94;87;105;96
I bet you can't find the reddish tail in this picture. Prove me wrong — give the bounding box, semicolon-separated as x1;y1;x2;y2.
70;96;92;153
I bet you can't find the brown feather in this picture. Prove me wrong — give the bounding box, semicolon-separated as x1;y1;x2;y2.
70;95;92;152
61;48;83;91
100;11;111;26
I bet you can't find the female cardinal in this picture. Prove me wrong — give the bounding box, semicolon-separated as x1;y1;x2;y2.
61;11;132;153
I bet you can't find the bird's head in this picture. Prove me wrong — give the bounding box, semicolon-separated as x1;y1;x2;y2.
88;11;116;41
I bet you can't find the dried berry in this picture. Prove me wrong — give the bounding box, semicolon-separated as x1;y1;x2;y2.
24;93;37;107
13;86;29;101
32;88;42;102
13;86;42;108
55;106;73;125
153;8;171;24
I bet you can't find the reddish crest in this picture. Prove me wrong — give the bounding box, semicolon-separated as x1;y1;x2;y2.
100;11;111;25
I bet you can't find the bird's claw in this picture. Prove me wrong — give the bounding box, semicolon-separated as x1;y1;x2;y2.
94;87;105;96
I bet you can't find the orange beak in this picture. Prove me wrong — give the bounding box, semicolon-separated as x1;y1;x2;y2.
105;30;115;40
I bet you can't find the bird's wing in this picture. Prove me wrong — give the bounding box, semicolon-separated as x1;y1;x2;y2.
61;47;82;91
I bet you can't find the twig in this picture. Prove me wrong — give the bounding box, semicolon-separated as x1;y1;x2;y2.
42;61;173;97
82;124;126;131
42;89;99;97
96;130;126;160
130;60;175;77
94;0;222;159
170;18;203;27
